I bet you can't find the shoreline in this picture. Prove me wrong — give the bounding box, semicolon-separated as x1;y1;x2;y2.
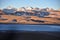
0;23;60;26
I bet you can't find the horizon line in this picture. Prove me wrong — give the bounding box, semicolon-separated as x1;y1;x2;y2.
0;6;59;10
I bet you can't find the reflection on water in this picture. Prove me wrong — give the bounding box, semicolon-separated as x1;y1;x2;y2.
0;24;60;31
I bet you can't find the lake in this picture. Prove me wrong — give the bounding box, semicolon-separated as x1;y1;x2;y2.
0;24;60;40
0;24;60;31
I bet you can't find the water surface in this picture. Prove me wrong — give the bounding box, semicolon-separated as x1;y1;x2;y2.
0;24;60;31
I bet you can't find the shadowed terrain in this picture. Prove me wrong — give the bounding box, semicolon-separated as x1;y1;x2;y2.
0;30;60;40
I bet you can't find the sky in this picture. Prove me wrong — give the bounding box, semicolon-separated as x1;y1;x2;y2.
0;0;60;10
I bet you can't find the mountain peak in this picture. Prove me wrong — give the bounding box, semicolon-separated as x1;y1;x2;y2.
7;6;14;9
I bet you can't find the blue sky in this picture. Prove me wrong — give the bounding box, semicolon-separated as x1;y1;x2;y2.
0;0;60;9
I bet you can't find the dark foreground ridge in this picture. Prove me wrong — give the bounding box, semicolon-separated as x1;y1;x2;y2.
0;30;60;40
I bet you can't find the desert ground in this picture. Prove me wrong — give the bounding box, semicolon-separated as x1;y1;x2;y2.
0;14;60;24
